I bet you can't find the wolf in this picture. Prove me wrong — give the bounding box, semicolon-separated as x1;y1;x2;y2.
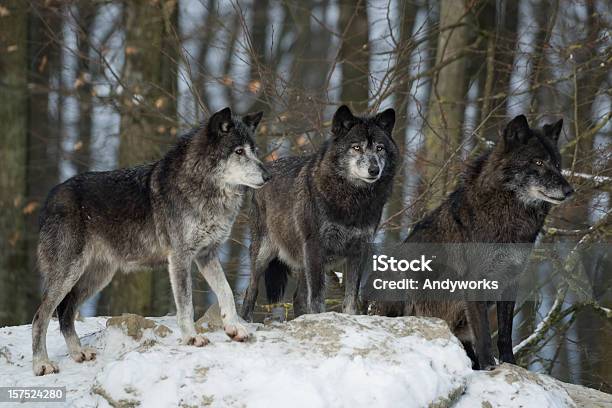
240;105;398;321
32;107;270;376
373;115;574;370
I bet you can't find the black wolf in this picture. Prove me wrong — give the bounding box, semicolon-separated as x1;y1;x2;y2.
32;107;270;375
240;105;398;320
374;115;573;369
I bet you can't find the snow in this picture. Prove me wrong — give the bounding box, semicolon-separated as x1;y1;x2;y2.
455;365;576;408
0;312;597;407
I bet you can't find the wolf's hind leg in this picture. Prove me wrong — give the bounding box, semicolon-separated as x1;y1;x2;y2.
292;274;307;318
461;341;479;369
32;257;85;376
168;252;208;346
196;256;249;341
241;237;275;321
57;263;114;363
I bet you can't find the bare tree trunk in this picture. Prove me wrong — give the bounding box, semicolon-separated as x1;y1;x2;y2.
419;0;471;210
0;0;29;326
559;0;607;387
99;0;178;317
477;0;518;141
284;0;333;146
529;0;558;116
23;1;64;323
386;1;417;242
193;0;218;115
339;0;369;112
73;1;98;174
247;0;269;114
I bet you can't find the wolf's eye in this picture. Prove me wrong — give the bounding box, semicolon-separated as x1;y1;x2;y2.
235;148;244;155
376;145;384;152
534;159;543;166
352;145;361;151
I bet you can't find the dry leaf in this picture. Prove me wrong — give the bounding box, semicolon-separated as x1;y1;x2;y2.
8;232;20;248
222;76;233;86
0;6;10;17
7;45;18;53
248;80;261;94
155;97;165;109
74;76;85;89
38;55;48;73
74;141;83;151
23;201;39;215
125;46;138;55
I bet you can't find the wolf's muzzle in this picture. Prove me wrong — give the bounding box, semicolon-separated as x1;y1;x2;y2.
368;164;380;177
261;166;272;183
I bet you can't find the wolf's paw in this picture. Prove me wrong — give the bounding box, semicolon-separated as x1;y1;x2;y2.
342;303;360;315
33;360;59;376
482;364;497;371
224;321;249;342
184;335;210;347
71;347;97;363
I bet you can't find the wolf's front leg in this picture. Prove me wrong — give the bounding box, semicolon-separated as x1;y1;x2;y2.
497;282;518;364
303;241;326;314
343;245;368;314
497;300;516;363
195;256;249;341
168;253;209;347
466;300;495;370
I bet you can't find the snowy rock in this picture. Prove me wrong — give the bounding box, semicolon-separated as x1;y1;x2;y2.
454;363;577;408
195;302;224;333
106;314;156;340
0;313;609;407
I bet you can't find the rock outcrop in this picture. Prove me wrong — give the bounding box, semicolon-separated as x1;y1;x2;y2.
0;312;609;407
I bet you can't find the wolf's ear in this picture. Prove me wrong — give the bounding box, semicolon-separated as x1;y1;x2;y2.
543;119;563;143
242;111;263;132
503;114;530;147
209;107;234;135
375;108;396;135
332;105;357;136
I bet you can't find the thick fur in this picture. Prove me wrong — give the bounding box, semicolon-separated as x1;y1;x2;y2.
240;105;398;320
373;115;573;370
32;107;270;376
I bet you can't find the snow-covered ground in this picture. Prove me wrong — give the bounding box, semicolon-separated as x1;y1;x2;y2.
0;312;608;407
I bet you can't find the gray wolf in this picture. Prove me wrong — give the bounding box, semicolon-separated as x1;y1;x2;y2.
240;105;398;320
373;114;574;370
32;107;270;375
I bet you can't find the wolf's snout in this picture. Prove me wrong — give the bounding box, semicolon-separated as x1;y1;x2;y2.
368;165;380;177
562;184;574;198
261;167;272;183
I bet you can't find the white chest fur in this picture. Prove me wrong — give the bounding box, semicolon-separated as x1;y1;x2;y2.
184;187;244;253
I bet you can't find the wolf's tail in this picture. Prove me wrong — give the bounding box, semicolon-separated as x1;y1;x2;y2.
264;258;289;303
